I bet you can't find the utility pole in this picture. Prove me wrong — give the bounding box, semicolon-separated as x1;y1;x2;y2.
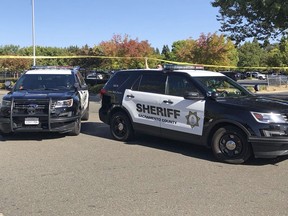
32;0;36;66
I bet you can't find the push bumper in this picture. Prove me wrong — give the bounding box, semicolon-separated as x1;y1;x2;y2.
0;116;79;134
249;136;288;158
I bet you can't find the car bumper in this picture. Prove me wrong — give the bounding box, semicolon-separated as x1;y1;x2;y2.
99;107;109;124
0;116;79;134
249;136;288;158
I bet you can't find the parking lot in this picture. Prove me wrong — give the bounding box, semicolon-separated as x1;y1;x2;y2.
0;91;288;216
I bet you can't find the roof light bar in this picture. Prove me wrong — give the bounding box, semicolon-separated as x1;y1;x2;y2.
163;64;204;70
30;66;80;70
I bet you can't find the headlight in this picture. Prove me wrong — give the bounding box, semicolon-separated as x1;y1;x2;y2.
54;99;73;108
1;100;11;107
251;112;287;123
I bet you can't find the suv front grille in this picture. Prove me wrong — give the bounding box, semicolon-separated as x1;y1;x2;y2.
13;99;50;116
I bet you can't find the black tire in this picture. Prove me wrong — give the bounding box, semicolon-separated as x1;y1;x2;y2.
81;103;89;121
69;118;81;136
110;112;134;141
211;126;252;164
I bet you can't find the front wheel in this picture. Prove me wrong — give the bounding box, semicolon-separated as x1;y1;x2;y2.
69;118;81;136
110;112;134;141
81;103;89;121
211;126;252;164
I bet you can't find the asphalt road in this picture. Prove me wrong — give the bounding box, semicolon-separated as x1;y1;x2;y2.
0;91;288;216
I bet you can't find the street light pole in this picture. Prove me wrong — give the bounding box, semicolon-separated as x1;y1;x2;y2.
32;0;36;66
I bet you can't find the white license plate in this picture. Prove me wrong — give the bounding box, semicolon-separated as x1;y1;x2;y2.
24;117;39;125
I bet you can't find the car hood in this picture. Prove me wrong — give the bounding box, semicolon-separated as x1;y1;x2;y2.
3;90;75;100
217;95;288;112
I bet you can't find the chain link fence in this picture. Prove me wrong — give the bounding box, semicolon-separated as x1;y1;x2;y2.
267;75;288;86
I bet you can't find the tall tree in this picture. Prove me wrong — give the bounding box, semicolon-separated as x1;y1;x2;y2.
266;47;282;67
171;33;238;66
278;36;288;66
94;34;154;69
171;39;196;62
193;33;238;66
154;47;160;55
161;45;172;60
212;0;288;44
237;38;266;67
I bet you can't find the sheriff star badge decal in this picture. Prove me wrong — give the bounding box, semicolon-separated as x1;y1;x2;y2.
185;111;200;128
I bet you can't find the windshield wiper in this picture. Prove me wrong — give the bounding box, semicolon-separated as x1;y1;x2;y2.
41;87;61;91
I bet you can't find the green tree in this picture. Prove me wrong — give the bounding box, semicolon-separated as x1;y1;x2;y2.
154;47;160;55
171;33;238;66
266;47;282;67
0;45;20;55
66;45;80;55
70;44;101;69
193;33;238;66
238;38;266;67
212;0;288;44
161;45;172;60
279;36;288;65
17;46;72;66
171;39;196;62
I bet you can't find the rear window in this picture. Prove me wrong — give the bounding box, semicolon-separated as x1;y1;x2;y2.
104;71;139;91
136;73;166;94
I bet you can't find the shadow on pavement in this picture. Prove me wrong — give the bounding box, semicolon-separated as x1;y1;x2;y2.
2;121;286;166
81;122;288;166
81;122;111;138
0;132;65;141
89;94;101;102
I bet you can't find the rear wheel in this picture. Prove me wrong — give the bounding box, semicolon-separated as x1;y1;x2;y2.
110;112;134;141
211;126;252;164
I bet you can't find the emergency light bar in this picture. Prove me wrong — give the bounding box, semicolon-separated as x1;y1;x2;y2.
30;66;80;70
163;64;204;70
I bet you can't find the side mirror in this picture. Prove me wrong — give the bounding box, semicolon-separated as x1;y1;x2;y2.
184;92;204;100
207;91;219;100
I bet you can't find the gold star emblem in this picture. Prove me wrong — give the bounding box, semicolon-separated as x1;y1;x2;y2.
185;111;200;128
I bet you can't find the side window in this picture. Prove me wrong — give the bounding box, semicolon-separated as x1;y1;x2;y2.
137;73;166;94
167;74;199;97
105;72;133;90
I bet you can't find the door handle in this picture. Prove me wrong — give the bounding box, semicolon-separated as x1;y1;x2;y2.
126;94;135;98
163;100;173;104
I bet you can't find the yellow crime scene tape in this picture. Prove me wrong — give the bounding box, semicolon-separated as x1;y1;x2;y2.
1;55;288;70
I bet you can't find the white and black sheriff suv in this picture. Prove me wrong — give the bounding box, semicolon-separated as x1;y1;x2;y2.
0;66;89;136
99;65;288;164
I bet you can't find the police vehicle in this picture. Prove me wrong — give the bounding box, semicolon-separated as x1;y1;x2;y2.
0;66;89;136
99;65;288;164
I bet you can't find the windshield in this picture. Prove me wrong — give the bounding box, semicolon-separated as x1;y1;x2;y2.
193;76;253;98
14;74;75;91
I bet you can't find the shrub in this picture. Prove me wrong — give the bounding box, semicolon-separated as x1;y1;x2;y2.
0;83;5;89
